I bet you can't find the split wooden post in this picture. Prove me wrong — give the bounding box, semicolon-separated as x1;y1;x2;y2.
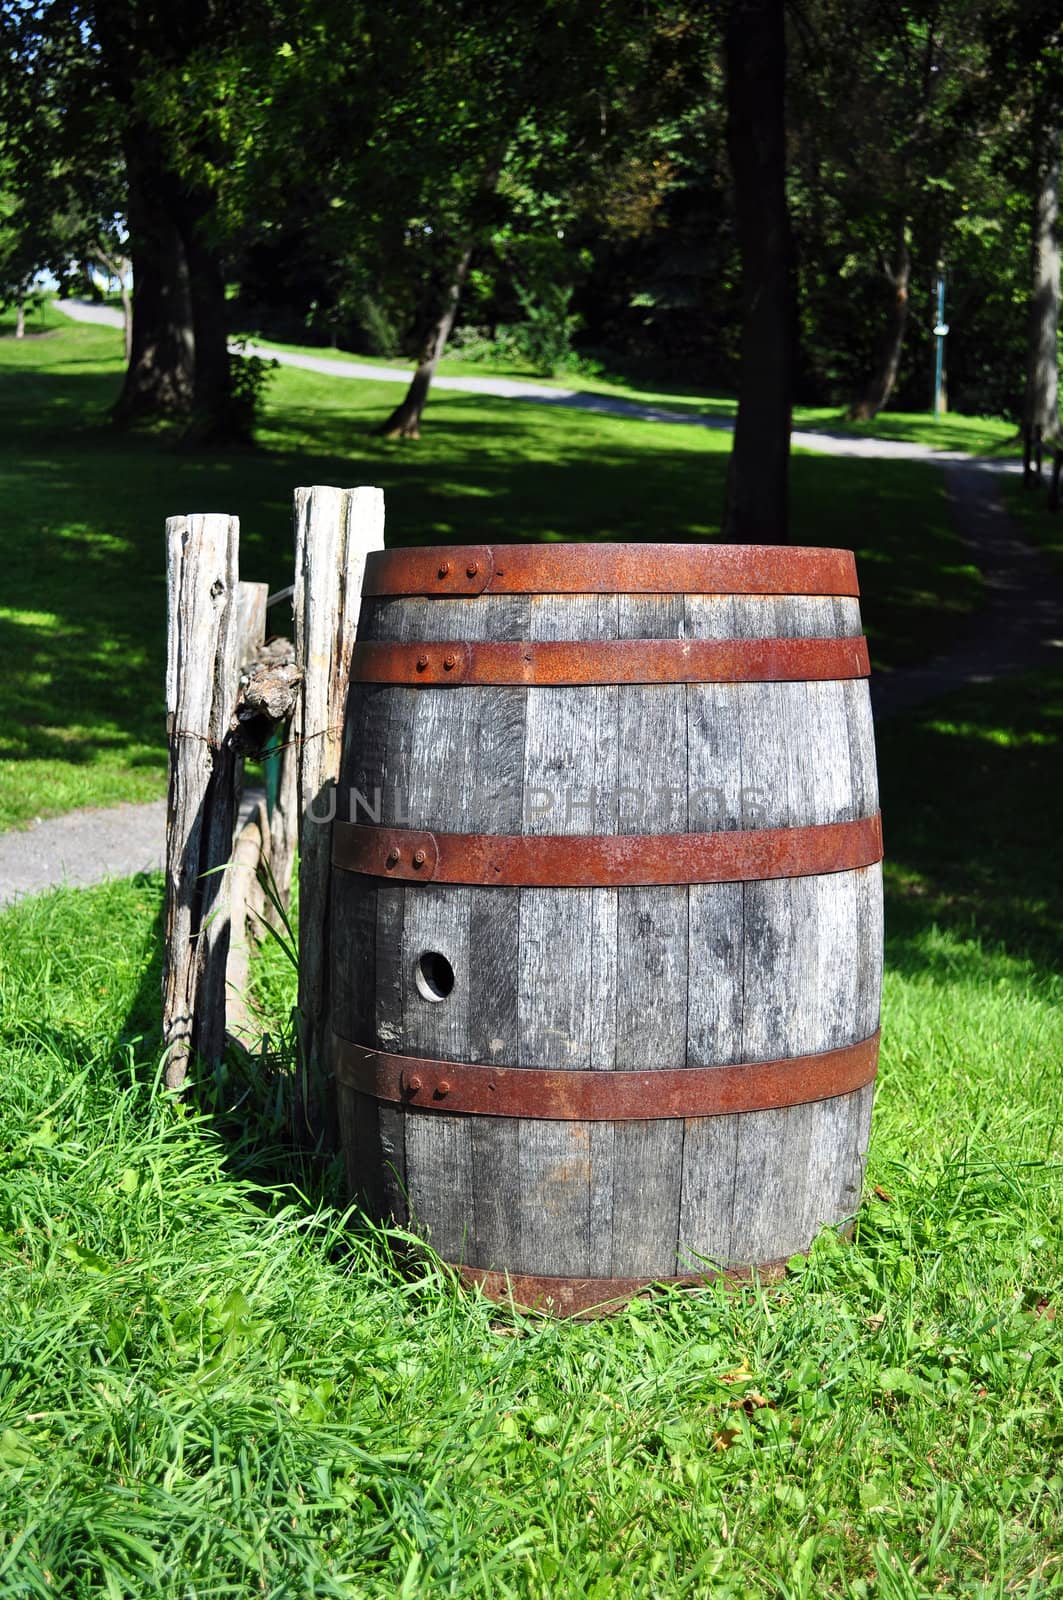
293;485;385;1142
225;580;270;1046
226;793;272;1047
162;513;241;1088
266;689;299;920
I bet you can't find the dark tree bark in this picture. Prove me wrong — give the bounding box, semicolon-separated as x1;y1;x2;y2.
848;221;911;421
112;129;196;425
1023;121;1061;486
93;0;240;442
375;244;474;439
722;0;798;544
180;195;239;442
112;133;238;440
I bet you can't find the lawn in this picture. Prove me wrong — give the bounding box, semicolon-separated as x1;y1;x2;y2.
0;315;984;828
0;664;1060;1597
234;321;1021;455
1;312;1060;1595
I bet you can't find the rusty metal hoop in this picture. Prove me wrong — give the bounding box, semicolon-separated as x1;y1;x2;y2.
332;1031;880;1120
361;543;860;598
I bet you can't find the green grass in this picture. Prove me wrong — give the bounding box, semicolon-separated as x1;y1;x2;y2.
235;325;1021;455
1;318;981;828
1;665;1061;1597
795;408;1018;457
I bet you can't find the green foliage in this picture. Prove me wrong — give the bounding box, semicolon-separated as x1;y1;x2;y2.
0;5;125;295
227;342;279;435
0;0;1049;421
453;284;584;377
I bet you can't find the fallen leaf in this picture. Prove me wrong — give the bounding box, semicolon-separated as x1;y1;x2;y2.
873;1185;894;1204
719;1361;751;1385
738;1390;774;1413
866;1314;885;1330
1033;1300;1056;1321
714;1426;740;1451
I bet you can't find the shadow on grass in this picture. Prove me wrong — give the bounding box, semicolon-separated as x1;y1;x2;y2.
108;883;350;1215
879;669;1063;980
1;363;983;805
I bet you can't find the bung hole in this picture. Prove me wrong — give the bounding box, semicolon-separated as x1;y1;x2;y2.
416;951;455;1002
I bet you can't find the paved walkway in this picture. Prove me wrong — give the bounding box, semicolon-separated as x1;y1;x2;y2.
872;461;1063;717
0;789;266;910
1;302;1056;907
50;298;999;460
0;799;168;906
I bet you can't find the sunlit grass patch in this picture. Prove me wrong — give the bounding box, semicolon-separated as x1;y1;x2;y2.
0;852;1060;1597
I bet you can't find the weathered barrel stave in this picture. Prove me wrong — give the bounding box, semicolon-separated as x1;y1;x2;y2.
332;570;883;1284
333;867;881;1272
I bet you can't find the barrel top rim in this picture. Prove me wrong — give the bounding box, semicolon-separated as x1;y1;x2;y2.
363;542;861;598
378;540;856;558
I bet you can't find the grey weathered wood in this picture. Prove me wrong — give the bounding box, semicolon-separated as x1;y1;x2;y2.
293;484;384;1142
611;596;686;1276
333;572;884;1288
267;729;299;919
679;592;746;1267
224;582;270;1042
724;595;874;1264
225;794;269;1046
162;512;241;1088
516;595;621;1276
235;581;268;667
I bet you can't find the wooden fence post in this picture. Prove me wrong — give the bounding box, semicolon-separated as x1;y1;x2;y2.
292;485;385;1142
162;513;241;1088
225;580;270;1046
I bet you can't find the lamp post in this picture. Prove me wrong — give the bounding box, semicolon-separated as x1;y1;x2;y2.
933;263;949;418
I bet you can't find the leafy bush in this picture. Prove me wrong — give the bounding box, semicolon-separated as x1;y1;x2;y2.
228;342;278;436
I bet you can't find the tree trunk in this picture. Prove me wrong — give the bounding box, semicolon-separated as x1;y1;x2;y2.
113;129;196;425
15;302;25;338
1023;121;1061;484
722;0;797;544
180;201;238;442
375;245;474;439
849;223;911;421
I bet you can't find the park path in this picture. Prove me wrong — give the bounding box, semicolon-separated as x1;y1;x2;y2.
55;297;985;461
2;302;1058;906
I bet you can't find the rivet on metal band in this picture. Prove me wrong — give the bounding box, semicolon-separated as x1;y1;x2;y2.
331;814;884;888
361;543;861;598
350;635;870;687
332;1031;880;1120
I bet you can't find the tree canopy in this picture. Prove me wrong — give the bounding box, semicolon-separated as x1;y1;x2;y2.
0;0;1059;509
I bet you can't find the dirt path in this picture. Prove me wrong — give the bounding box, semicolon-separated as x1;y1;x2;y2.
2;306;1058;906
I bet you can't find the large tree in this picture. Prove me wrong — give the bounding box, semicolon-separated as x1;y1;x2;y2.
0;0;290;439
91;0;251;438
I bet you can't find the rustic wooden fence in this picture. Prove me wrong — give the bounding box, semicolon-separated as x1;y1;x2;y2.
162;486;384;1139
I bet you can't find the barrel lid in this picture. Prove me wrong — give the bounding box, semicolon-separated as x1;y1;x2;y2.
362;543;860;598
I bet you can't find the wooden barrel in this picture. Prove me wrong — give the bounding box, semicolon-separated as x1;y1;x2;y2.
330;543;883;1314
